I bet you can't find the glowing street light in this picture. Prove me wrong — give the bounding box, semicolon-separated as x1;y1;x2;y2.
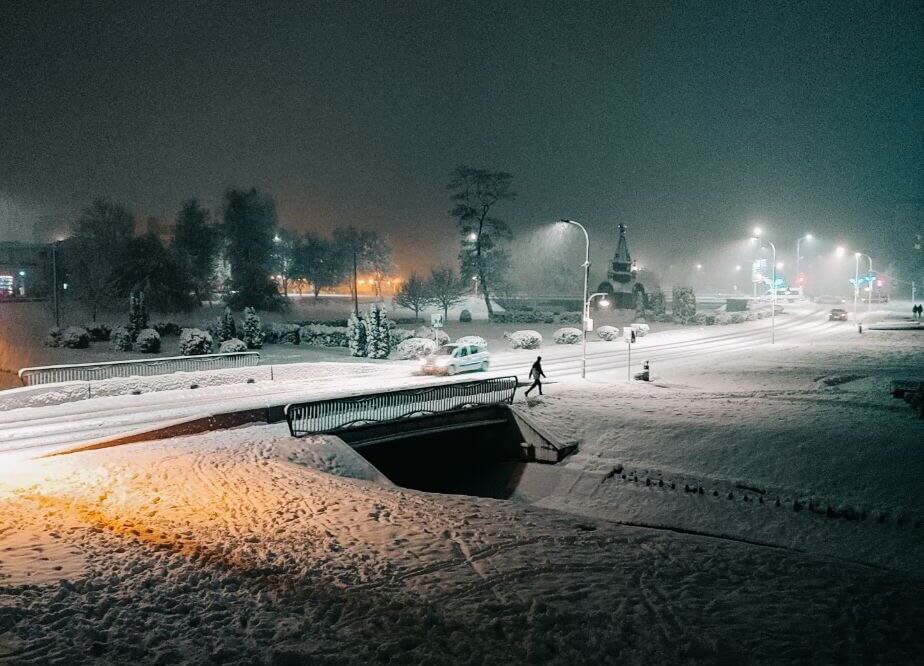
852;251;873;321
558;219;592;378
776;261;784;270
467;232;478;242
835;245;846;258
735;265;742;271
695;263;703;270
795;233;813;277
751;229;777;344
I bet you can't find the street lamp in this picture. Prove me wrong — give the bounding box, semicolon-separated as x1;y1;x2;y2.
795;233;813;278
751;229;777;344
559;219;591;378
467;232;478;242
853;252;873;320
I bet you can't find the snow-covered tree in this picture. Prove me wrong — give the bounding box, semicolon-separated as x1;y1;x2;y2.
365;304;391;359
128;291;148;340
672;286;697;321
648;289;666;315
347;312;368;357
242;307;264;349
216;307;237;342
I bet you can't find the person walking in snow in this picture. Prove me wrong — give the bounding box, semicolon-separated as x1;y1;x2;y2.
525;356;546;397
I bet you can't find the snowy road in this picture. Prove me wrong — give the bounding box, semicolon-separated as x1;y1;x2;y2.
0;306;852;455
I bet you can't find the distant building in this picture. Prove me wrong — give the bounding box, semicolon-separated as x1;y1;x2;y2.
597;224;647;309
0;242;52;299
135;216;176;244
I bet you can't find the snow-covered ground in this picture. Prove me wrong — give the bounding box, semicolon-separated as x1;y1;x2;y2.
0;304;856;456
0;305;921;663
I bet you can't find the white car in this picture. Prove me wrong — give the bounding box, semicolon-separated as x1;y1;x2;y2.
421;344;490;375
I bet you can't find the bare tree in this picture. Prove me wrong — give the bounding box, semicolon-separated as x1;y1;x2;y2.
394;272;431;321
332;227;391;315
448;166;516;316
427;266;467;321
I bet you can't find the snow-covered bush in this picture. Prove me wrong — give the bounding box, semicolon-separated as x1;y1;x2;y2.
389;328;415;348
136;328;161;353
489;310;554;324
553;327;582;345
504;330;543;349
631;323;650;337
366;304;391;359
128;292;148;340
61;326;90;349
596;325;620;341
395;337;438;360
459;309;472;323
152;321;181;337
265;322;301;345
415;326;449;345
179;328;213;356
655;313;674;323
242;307;264;349
215;307;237;343
715;312;747;325
299;324;349;347
558;312;582;325
690;312;717;326
456;335;487;349
43;327;62;347
219;337;247;353
672;286;696;321
347;313;368;357
85;323;111;342
110;326;133;352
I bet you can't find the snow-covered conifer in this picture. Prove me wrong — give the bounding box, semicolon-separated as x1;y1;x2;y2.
347;312;368;357
242;307;264;349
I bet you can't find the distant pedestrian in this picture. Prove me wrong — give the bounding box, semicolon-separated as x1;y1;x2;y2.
915;304;922;320
524;356;546;397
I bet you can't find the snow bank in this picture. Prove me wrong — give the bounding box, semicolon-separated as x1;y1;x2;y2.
0;421;920;664
0;361;385;412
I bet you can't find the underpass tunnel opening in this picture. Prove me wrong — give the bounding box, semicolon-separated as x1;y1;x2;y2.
339;407;574;500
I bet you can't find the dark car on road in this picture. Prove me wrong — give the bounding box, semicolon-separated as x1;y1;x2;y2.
829;308;848;321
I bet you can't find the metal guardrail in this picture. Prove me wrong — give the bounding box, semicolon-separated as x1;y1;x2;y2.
285;375;518;437
18;352;260;386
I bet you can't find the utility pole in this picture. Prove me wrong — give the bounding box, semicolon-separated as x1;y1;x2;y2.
52;241;60;327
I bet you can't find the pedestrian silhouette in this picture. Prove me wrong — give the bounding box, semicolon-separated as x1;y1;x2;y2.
524;356;546;397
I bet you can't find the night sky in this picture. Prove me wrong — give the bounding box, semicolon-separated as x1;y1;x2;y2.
1;0;920;273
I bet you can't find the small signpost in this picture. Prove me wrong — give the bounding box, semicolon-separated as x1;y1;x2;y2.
623;326;636;380
430;312;444;329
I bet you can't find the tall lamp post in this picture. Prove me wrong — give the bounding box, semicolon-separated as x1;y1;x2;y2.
795;233;813;285
853;252;872;319
52;241;60;327
559;219;591;378
752;228;776;344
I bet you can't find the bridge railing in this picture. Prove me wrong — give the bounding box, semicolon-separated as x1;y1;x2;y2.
18;352;260;386
285;375;518;437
